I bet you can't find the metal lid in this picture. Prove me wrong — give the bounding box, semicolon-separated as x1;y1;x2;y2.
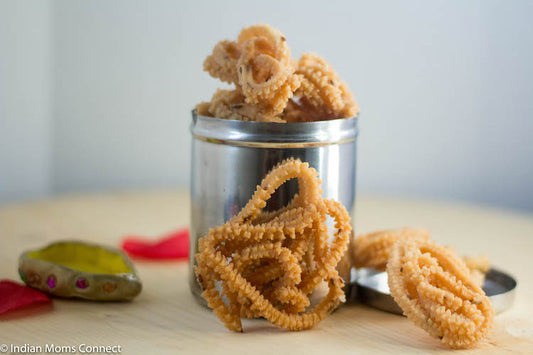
191;111;359;148
353;268;517;315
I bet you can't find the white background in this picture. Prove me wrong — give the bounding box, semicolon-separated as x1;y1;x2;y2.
1;0;532;211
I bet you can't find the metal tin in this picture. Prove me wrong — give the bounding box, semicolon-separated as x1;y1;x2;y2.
354;268;516;314
189;112;359;305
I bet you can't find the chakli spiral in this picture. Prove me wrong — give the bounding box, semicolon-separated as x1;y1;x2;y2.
195;158;352;332
387;239;494;348
198;24;359;122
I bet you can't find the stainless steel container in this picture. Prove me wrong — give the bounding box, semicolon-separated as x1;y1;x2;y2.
189;112;359;305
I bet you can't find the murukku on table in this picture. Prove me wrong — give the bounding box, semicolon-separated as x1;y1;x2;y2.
387;239;494;349
351;228;430;271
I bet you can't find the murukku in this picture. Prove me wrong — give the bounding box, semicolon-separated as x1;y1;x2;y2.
195;158;352;332
336;230;354;285
199;24;358;122
387;239;494;349
351;228;430;271
294;53;360;120
463;255;491;288
203;40;241;84
196;89;285;122
236;24;300;115
280;99;317;123
463;255;491;273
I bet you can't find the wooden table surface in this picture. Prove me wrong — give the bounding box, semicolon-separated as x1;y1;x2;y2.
1;191;532;354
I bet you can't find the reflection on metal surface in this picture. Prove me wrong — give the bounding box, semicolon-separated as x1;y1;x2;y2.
191;134;356;148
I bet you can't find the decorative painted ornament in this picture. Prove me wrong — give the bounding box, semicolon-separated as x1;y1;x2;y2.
19;241;142;301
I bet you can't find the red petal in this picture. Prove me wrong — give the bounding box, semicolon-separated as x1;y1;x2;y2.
121;228;189;259
0;280;51;314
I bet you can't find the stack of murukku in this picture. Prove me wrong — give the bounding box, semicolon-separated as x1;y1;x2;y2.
351;228;492;287
194;159;352;332
196;24;359;122
351;228;494;349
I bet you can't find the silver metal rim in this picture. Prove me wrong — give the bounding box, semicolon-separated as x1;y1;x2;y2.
190;111;359;147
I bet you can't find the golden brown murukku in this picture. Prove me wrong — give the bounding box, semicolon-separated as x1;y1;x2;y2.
196;89;285;122
387;239;494;349
199;25;358;122
294;53;360;120
463;255;491;273
463;255;491;287
336;230;354;284
203;40;242;84
195;158;352;332
280;99;317;123
351;228;430;271
236;24;301;115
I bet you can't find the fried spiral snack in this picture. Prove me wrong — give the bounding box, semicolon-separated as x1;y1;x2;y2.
203;40;242;84
387;239;494;349
196;89;284;122
280;99;318;123
349;227;491;288
195;158;352;332
351;228;430;270
199;24;358;122
295;53;360;120
462;255;491;288
462;255;491;273
236;25;301;115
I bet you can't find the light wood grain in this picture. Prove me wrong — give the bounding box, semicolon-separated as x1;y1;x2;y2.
1;191;532;354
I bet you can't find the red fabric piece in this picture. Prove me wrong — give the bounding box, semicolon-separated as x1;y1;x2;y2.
0;280;51;314
121;228;189;259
